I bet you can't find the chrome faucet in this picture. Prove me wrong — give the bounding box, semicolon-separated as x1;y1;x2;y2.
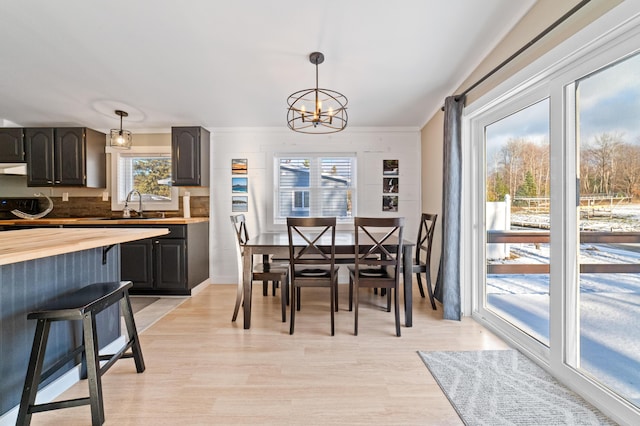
123;189;143;218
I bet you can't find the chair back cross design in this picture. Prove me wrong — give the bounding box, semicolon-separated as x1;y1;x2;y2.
289;219;335;266
413;213;438;309
232;213;250;252
357;225;401;269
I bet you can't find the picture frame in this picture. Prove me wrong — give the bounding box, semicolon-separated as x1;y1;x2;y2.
232;196;248;212
232;158;248;174
232;177;248;193
383;159;399;176
382;195;399;212
383;177;398;193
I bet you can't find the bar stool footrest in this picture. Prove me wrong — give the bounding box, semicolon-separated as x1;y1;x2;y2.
30;397;91;414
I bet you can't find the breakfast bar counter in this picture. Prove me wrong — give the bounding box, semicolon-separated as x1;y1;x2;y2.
0;227;168;420
0;227;169;265
0;217;209;227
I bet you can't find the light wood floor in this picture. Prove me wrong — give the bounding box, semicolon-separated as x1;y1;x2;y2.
30;282;509;425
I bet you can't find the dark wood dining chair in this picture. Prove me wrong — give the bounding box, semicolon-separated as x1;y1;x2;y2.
231;214;289;323
348;217;404;336
413;213;438;310
287;217;338;336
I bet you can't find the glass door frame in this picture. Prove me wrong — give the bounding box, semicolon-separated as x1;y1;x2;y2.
462;4;640;423
467;84;553;365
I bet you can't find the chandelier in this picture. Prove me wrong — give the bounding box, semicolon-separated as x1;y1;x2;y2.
287;52;348;134
110;109;132;149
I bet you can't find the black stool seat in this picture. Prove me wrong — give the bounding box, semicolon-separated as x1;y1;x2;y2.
29;281;134;320
17;281;144;426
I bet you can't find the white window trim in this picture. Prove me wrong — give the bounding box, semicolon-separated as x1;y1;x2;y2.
464;3;640;424
107;145;179;212
272;152;357;225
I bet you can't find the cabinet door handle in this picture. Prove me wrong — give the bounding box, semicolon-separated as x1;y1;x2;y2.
154;240;160;244
54;180;61;184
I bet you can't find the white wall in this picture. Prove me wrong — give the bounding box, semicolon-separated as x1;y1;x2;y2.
209;127;421;284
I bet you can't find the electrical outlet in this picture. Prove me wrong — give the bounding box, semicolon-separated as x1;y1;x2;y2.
102;191;109;201
62;192;69;202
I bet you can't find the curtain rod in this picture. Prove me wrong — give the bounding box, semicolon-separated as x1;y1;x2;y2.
445;0;592;108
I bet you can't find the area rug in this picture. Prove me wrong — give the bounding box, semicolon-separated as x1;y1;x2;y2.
418;350;616;425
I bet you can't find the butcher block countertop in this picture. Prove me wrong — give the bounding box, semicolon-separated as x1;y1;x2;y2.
0;227;169;266
0;217;209;226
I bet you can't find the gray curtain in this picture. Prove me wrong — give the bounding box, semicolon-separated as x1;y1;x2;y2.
434;95;465;320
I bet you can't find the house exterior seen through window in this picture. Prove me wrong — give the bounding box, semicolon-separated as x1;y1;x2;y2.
275;154;356;221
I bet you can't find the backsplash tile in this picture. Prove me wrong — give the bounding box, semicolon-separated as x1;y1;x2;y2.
45;196;210;218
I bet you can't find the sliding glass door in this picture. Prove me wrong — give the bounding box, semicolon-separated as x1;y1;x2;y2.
483;98;551;346
572;51;640;408
468;7;640;421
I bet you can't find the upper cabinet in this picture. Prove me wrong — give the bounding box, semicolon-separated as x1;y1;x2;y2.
0;128;25;162
171;126;210;186
25;127;106;187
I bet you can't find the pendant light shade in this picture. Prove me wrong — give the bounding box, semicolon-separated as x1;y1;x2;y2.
287;52;348;134
110;110;132;149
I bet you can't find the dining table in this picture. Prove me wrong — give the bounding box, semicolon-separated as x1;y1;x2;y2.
242;230;415;329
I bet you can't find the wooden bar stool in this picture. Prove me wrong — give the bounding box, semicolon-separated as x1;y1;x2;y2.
17;281;144;426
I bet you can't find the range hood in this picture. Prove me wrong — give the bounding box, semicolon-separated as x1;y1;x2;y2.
0;163;27;175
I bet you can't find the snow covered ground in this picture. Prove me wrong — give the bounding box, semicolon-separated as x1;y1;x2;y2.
486;204;640;407
511;202;640;232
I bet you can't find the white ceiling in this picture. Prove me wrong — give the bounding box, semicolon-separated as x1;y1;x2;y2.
0;0;536;133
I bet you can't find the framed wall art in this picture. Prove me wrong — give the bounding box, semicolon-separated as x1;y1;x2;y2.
382;195;398;212
383;177;398;193
383;159;399;176
232;196;248;212
232;177;248;193
232;158;247;174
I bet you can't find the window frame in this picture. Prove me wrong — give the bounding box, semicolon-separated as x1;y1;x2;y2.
272;152;357;224
108;146;179;212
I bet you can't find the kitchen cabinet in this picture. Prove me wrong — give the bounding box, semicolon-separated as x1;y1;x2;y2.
120;239;154;289
121;222;209;295
171;126;210;186
0;128;25;162
24;127;106;187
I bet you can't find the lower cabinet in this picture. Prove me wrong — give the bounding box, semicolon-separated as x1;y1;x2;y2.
120;222;209;295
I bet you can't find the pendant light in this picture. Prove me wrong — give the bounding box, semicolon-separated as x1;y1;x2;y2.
110;110;132;149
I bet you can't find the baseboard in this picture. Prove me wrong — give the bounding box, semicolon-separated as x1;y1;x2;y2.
190;278;211;296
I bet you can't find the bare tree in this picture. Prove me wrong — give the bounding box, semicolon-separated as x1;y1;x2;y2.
582;132;624;194
614;142;640;198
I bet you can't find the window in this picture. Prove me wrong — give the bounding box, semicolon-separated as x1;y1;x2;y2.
110;147;179;211
274;154;356;221
292;190;310;213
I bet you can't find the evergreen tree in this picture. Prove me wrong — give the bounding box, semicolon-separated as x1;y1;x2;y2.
516;170;537;197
